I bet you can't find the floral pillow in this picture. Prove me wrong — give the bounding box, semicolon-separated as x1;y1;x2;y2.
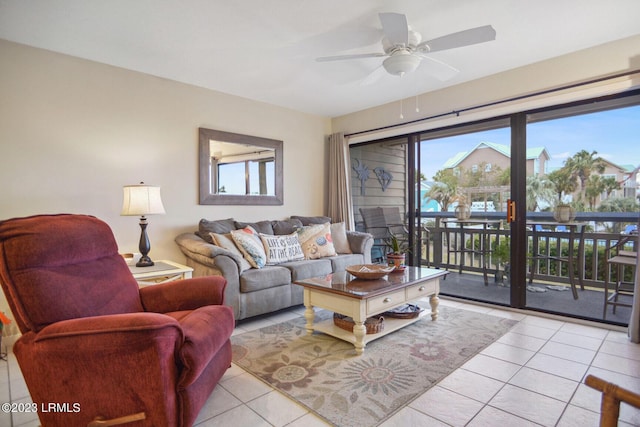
297;223;336;259
230;226;267;268
259;232;305;265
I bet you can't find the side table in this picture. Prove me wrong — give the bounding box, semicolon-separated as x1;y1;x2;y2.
128;260;193;287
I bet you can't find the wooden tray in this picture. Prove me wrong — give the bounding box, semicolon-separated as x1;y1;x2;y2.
333;313;384;334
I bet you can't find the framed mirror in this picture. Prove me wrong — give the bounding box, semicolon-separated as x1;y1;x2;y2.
199;127;283;205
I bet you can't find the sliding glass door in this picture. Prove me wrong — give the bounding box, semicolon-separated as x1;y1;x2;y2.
349;90;640;325
417;120;513;306
524;100;640;323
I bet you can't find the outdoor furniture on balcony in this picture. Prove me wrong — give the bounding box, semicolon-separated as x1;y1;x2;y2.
603;234;637;319
360;207;409;262
442;218;503;286
527;220;587;300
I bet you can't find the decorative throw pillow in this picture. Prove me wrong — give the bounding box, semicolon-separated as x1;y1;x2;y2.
259;232;305;265
209;232;252;272
330;222;352;254
230;226;267;268
297;223;336;259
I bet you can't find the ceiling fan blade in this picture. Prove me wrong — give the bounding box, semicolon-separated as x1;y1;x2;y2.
418;25;496;53
316;53;386;62
378;12;409;46
420;55;460;81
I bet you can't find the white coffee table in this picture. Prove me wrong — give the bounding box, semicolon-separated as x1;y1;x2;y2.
294;267;447;355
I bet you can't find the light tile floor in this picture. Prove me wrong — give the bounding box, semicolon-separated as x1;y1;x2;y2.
2;299;640;426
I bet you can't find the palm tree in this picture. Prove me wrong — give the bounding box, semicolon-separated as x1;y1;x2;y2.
425;169;460;211
563;150;606;200
584;175;605;211
424;182;457;211
526;175;554;211
547;167;578;204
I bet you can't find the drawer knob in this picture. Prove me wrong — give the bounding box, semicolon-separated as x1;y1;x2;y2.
383;297;391;303
418;286;425;291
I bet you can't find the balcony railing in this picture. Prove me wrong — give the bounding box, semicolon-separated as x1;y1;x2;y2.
420;211;639;290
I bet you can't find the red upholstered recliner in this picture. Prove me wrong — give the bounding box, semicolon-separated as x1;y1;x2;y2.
0;214;235;427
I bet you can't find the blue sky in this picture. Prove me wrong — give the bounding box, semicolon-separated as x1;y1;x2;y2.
420;104;640;181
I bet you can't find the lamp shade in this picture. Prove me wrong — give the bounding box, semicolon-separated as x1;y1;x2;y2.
121;184;166;216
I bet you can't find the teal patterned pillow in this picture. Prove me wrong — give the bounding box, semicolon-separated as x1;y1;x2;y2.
231;226;267;268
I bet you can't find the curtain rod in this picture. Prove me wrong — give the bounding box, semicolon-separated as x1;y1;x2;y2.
345;69;640;138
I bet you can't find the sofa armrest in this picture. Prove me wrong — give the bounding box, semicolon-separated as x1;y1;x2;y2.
175;233;244;272
347;231;373;257
139;276;227;313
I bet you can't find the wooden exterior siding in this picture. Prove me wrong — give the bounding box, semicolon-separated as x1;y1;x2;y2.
350;140;407;227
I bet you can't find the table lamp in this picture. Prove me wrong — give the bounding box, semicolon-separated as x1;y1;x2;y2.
121;182;165;267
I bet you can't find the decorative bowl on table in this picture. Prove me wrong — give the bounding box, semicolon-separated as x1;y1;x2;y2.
345;264;394;280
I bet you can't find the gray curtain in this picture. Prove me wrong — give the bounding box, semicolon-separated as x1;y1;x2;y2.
628;219;640;342
327;132;355;230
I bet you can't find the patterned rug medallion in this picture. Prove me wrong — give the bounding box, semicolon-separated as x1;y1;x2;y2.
231;306;518;427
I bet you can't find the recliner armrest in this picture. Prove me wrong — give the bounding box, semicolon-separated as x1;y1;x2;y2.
32;312;182;343
139;276;227;313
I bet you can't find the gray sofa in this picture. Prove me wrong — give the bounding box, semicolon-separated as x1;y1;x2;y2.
175;216;373;321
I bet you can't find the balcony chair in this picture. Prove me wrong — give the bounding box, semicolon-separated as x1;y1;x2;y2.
0;214;235;427
359;207;409;262
603;233;637;319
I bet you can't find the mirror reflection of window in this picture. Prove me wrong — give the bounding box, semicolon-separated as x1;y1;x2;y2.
210;141;275;196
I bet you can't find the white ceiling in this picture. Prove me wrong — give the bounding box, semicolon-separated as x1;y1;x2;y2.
1;0;640;117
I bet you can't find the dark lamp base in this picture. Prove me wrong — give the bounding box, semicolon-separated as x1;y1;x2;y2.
136;256;155;267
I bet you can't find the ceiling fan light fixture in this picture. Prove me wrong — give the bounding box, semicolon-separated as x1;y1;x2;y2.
382;52;421;76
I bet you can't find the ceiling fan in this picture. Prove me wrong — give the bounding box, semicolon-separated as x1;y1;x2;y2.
316;13;496;79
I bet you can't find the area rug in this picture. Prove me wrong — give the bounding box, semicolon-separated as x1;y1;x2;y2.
231;306;518;427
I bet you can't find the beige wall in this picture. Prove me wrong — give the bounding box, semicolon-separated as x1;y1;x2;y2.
0;39;331;266
332;34;640;140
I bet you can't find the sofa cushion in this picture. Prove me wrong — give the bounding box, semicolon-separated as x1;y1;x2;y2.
281;258;333;281
291;215;331;225
234;220;274;235
197;218;236;243
260;232;305;265
297;223;336;259
209;233;252;272
239;266;291;293
272;218;303;235
231;226;267;268
330;222;352;254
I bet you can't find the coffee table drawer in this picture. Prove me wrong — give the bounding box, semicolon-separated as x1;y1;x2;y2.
406;279;438;300
367;289;406;314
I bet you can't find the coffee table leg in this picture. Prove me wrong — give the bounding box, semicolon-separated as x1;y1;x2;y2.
304;305;315;335
353;321;366;355
430;294;440;320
